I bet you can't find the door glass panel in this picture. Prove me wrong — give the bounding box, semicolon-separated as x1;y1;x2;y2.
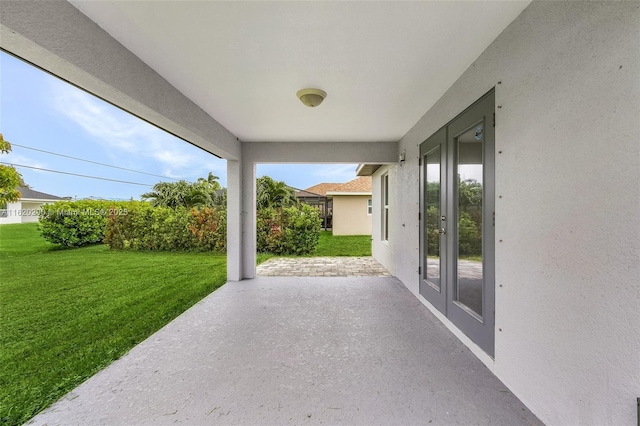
425;148;441;290
456;125;484;316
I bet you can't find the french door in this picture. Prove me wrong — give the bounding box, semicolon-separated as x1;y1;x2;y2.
419;91;495;357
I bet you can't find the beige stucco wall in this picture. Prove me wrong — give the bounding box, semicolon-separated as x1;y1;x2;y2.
331;195;372;236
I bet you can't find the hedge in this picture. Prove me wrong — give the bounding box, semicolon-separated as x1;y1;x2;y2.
104;204;226;252
256;204;321;255
40;199;319;255
39;200;134;247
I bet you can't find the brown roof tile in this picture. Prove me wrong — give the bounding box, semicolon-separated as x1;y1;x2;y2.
327;176;372;194
303;182;342;196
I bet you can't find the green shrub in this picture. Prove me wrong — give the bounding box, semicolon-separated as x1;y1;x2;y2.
105;203;226;252
257;204;321;255
189;207;226;252
458;211;481;256
426;205;440;256
39;200;133;247
54;198;317;255
106;204;191;251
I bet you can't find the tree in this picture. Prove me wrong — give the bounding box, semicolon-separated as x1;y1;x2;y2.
0;133;23;206
458;177;483;211
196;172;221;192
18;176;31;189
256;176;297;210
196;172;223;204
141;174;222;209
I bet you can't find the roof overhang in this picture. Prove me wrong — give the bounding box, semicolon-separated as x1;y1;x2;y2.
356;164;382;176
18;198;61;202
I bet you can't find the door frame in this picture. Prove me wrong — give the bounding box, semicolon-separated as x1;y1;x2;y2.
419;127;447;314
419;89;495;357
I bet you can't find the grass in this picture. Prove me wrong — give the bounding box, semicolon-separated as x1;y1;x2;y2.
257;231;372;262
314;231;371;256
0;223;227;425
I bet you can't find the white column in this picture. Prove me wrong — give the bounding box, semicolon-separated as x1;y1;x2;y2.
241;154;257;279
226;160;243;281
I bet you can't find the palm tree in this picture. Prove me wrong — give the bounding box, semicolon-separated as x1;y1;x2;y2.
196;172;223;204
142;180;211;209
256;176;297;209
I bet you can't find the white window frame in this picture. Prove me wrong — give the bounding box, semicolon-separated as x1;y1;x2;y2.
382;173;389;241
367;198;372;215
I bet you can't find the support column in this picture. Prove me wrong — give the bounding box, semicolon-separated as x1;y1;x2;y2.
226;160;243;281
241;153;257;279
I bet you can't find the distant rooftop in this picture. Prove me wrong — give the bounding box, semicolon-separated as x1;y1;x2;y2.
295;188;327;198
16;186;64;201
327;176;372;194
303;177;372;196
303;183;342;196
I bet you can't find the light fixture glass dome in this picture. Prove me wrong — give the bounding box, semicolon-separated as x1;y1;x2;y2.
297;88;327;107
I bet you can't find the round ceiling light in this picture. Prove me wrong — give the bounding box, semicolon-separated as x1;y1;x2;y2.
296;88;327;107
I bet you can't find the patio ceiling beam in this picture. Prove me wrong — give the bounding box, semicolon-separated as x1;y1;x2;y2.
0;0;240;160
235;140;397;280
242;141;398;164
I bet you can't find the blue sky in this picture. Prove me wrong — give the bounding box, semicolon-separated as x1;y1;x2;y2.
0;52;359;200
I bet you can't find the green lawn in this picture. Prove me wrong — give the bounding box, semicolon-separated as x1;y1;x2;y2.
314;231;371;256
257;231;372;262
0;223;227;426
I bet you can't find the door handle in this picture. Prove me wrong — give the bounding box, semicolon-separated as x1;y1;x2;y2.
439;228;446;235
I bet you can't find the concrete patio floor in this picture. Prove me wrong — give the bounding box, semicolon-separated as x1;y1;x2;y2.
29;277;541;425
257;257;391;277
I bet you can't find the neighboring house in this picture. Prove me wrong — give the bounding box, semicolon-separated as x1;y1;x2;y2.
294;188;332;230
326;176;371;236
300;177;372;235
304;183;341;197
3;2;638;424
0;186;64;224
356;165;394;270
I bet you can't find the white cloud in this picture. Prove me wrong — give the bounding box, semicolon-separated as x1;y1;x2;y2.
152;149;193;169
312;164;359;181
2;153;47;171
50;83;225;183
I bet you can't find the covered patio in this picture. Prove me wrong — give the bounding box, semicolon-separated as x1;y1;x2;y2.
2;1;638;424
29;276;540;425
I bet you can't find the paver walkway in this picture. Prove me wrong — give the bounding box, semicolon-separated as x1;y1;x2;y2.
30;276;541;426
257;256;391;277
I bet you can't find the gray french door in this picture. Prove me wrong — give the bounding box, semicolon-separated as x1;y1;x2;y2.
419;90;495;357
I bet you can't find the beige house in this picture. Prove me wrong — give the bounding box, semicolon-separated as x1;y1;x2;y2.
326;177;372;236
303;177;372;236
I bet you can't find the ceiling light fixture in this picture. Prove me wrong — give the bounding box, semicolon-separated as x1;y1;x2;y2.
296;88;327;108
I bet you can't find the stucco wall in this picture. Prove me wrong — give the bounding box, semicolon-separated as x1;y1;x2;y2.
19;202;44;223
382;2;640;425
371;165;395;275
0;201;62;224
0;201;22;224
332;195;372;236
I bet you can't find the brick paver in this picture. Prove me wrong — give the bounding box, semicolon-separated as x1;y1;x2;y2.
257;256;390;277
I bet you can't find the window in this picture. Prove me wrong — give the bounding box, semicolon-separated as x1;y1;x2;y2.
382;173;389;241
367;198;372;215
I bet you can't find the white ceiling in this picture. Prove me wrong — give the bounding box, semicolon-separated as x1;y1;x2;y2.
70;1;530;143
